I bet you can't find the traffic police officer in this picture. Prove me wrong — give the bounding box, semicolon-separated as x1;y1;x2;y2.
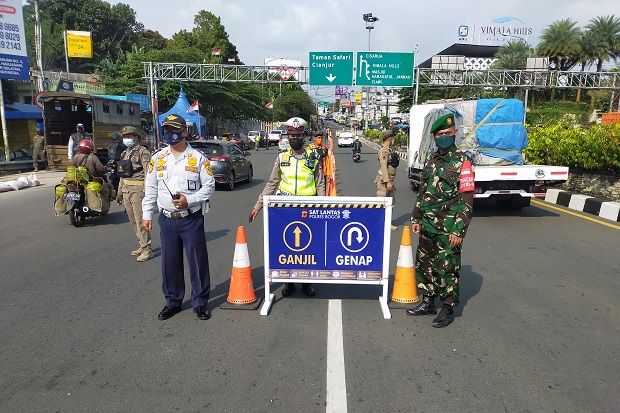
375;129;398;230
407;113;474;328
117;126;153;262
248;117;326;297
141;114;215;321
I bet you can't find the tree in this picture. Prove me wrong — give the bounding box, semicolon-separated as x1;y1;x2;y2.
585;15;620;72
136;30;168;52
491;40;531;70
273;90;316;121
536;19;581;71
577;30;606;71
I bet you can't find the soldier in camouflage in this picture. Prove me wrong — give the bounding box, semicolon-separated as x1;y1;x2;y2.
407;113;474;328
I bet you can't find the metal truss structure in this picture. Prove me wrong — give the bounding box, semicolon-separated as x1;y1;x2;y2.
143;62;309;84
417;68;620;90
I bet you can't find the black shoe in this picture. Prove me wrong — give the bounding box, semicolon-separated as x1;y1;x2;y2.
281;283;296;297
301;285;315;297
432;304;455;328
193;306;211;320
157;305;181;320
405;295;437;316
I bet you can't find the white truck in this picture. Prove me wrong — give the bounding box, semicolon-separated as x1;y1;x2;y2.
407;98;569;209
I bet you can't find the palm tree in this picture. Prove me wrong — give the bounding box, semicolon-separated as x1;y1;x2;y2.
577;30;606;71
491;39;531;70
585;15;620;72
536;19;581;71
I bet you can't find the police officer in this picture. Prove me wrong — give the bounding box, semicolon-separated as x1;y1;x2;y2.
248;117;326;297
307;130;328;162
32;128;46;171
141;114;215;321
375;129;398;230
68;123;91;160
407;113;474;328
117;126;153;262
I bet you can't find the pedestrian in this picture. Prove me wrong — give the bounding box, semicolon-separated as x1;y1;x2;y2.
248;117;326;297
375;129;399;230
32;128;46;171
68;123;91;160
141;114;215;321
407;113;474;328
117;126;153;262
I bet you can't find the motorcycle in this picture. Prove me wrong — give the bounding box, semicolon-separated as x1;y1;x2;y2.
352;149;361;163
63;177;110;227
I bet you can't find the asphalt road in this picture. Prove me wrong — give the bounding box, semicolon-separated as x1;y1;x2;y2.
0;137;619;413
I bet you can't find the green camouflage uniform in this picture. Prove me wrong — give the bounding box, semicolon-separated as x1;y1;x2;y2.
411;146;474;306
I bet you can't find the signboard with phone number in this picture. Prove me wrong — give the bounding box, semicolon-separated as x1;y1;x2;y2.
0;1;29;80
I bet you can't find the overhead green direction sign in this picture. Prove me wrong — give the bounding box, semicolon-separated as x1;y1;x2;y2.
319;101;331;108
309;52;354;86
356;52;415;87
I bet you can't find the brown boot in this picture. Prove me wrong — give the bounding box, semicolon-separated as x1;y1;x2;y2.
137;247;154;262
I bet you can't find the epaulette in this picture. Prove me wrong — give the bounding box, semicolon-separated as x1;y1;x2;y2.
150;147;164;157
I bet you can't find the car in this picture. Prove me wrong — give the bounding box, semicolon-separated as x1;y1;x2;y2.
368;124;381;130
278;133;290;151
337;131;354;147
248;130;268;147
227;132;253;150
189;140;253;190
267;129;283;146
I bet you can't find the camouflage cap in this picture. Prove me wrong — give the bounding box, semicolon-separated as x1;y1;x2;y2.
382;129;395;140
120;125;142;136
431;113;456;133
313;130;324;137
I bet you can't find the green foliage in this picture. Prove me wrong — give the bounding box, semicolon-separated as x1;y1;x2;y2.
491;40;531;70
526;101;591;125
525;123;620;172
272;90;316;122
363;129;382;142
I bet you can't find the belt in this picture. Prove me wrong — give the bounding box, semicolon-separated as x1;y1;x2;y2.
124;179;144;186
161;207;201;219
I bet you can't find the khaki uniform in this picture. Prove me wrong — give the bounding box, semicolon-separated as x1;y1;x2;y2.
32;134;45;170
375;146;397;204
118;145;152;251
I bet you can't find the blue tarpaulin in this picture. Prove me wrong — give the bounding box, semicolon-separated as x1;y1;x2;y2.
4;103;43;120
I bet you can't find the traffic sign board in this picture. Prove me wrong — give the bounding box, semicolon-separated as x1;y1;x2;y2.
356;52;415;87
309;52;354;86
34;91;46;110
319;101;330;108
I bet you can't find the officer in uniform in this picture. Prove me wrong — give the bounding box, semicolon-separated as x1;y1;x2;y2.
307;130;328;162
141;114;215;321
407;113;474;328
68;123;91;160
248;117;326;297
32;128;46;171
117;126;153;262
375;129;398;230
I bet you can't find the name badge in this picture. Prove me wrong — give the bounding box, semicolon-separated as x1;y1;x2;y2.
280;162;291;167
188;180;197;191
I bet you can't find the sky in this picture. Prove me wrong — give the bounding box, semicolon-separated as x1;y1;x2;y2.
116;0;620;64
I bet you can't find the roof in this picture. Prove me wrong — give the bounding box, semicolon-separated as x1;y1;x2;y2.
4;102;43;120
417;43;501;68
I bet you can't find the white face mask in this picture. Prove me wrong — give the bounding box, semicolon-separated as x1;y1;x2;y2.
123;138;135;148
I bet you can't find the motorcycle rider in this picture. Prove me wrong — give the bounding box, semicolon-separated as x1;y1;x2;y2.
71;139;106;178
68;123;91;160
352;136;362;160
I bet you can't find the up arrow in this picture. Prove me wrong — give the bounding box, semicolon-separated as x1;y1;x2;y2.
325;74;337;83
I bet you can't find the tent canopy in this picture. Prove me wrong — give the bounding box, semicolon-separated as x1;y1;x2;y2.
5;102;43;120
158;89;206;136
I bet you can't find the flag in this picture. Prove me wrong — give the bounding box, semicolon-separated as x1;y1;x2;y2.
212;48;221;56
227;57;235;62
188;100;199;112
265;102;273;109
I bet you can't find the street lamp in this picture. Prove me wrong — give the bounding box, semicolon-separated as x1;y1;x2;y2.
362;13;378;130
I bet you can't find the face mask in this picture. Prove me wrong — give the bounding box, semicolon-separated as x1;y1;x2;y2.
122;138;135;148
289;138;303;150
315;138;323;146
435;135;455;149
164;130;185;145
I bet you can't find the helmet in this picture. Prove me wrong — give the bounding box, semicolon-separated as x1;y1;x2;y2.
78;139;94;154
76;123;85;130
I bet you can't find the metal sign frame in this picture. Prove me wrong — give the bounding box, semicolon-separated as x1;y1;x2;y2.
260;195;393;319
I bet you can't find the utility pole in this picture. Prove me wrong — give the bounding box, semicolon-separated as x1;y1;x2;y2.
362;13;378;131
34;0;44;91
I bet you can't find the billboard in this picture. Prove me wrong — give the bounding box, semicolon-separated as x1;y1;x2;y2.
66;31;92;58
0;0;29;80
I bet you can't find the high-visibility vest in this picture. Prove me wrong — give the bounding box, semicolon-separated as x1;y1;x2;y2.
278;150;318;196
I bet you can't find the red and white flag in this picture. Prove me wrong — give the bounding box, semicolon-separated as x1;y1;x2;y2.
187;100;199;112
227;57;235;62
211;48;221;56
265;102;273;109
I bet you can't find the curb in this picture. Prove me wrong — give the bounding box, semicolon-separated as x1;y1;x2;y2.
545;189;620;222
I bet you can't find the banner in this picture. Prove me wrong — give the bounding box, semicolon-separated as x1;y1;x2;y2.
0;0;29;80
66;31;92;58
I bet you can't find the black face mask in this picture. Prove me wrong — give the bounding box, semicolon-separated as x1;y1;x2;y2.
289;138;303;150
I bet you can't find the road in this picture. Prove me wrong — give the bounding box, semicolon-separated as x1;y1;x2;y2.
1;134;619;413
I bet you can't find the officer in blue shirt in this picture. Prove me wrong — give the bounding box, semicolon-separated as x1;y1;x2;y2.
141;114;216;321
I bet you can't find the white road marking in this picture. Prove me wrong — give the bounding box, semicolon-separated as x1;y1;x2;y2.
326;299;347;413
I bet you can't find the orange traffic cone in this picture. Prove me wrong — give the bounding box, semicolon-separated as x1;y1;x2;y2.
389;225;419;308
220;226;263;310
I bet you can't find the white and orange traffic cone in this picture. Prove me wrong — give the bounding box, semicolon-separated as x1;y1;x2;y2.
220;226;263;310
389;225;419;308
